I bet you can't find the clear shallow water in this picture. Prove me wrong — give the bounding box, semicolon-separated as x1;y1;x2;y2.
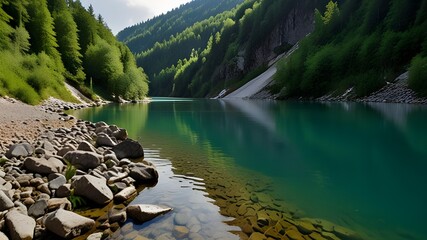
72;98;427;240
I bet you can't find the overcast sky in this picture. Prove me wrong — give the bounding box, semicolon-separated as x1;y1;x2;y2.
80;0;192;35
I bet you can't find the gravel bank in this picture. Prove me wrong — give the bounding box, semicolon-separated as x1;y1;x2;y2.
0;97;76;152
0;97;167;239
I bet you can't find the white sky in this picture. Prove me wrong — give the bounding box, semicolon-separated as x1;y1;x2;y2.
80;0;192;35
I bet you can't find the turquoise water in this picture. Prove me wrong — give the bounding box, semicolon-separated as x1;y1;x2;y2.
72;98;427;240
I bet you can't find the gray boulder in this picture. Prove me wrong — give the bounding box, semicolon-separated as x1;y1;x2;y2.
47;198;72;211
95;121;108;128
109;125;119;132
0;190;14;211
57;144;76;157
56;184;71;198
112;139;144;159
5;210;36;240
13;201;28;215
44;209;95;239
0;177;12;191
95;126;112;135
0;231;8;240
108;208;127;224
87;232;103;240
23;157;58;175
28;199;48;218
114;186;137;203
112;128;128;141
96;133;116;147
63;151;102;171
48;157;65;172
16;175;32;187
129;164;158;184
126;204;172;223
5;143;33;159
42;141;55;152
49;175;67;190
72;175;113;205
77;141;97;153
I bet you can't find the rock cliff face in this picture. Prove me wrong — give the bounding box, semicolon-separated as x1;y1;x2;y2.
250;2;314;68
220;1;315;82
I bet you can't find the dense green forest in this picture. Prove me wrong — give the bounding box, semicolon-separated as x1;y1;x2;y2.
121;0;329;97
117;0;244;54
123;0;427;99
118;0;247;96
0;0;148;104
273;0;427;98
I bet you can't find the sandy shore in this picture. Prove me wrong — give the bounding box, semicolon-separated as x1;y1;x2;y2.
0;97;76;152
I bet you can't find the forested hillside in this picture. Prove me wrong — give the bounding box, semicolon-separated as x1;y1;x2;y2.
0;0;148;105
117;0;243;54
118;0;246;96
123;0;427;99
123;0;329;97
273;0;427;98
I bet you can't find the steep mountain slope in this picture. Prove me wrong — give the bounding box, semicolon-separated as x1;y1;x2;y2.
117;0;244;54
273;0;427;99
121;0;427;99
121;0;326;97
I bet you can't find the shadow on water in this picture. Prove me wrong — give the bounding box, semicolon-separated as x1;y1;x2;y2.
72;99;427;240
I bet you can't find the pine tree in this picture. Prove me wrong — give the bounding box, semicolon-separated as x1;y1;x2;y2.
3;0;29;28
70;1;97;55
48;0;83;76
0;0;13;49
12;25;30;53
26;0;62;67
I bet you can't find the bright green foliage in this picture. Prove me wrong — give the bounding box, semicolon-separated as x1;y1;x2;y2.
11;25;30;53
84;39;124;87
273;0;427;98
0;50;75;104
2;0;30;28
52;9;83;77
0;0;148;103
64;161;77;182
68;193;87;209
117;0;250;97
0;0;13;49
26;0;61;63
118;0;244;53
84;38;149;99
123;0;333;97
409;55;427;96
322;1;339;25
116;66;149;99
70;1;97;56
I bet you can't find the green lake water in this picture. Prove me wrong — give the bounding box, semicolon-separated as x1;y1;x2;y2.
72;98;427;240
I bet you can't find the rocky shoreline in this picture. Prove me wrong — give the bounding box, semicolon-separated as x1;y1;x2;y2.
317;72;427;104
1;80;421;240
251;71;427;104
0;99;172;240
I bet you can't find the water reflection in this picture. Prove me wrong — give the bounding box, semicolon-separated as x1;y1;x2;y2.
72;99;427;240
118;149;239;239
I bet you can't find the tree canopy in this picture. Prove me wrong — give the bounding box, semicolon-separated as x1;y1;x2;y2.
0;0;148;104
273;0;427;98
